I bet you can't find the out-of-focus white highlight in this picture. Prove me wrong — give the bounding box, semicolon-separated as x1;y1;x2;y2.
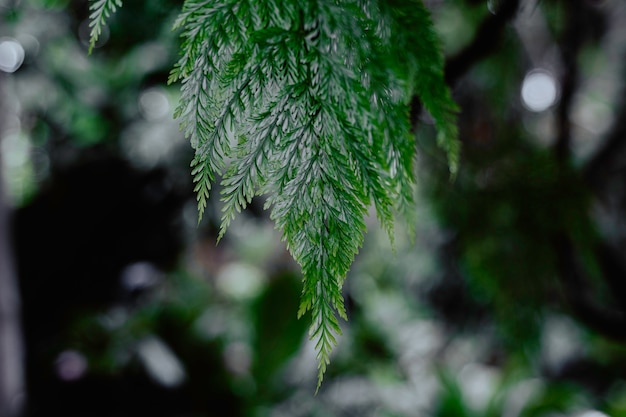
216;263;265;300
487;0;502;15
0;38;25;73
223;342;252;375
139;88;170;121
120;261;161;291
136;336;186;388
577;411;609;417
458;363;499;411
55;350;88;381
521;70;558;112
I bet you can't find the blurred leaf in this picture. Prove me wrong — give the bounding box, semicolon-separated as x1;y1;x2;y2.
433;368;476;417
251;271;308;394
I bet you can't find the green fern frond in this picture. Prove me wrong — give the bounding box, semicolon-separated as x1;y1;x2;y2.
85;0;458;390
386;0;461;175
218;93;291;240
170;0;459;388
87;0;122;54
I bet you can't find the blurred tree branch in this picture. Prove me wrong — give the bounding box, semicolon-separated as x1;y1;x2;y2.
410;0;521;131
444;0;521;85
583;54;626;189
555;234;626;342
425;0;626;350
550;0;626;343
553;0;586;162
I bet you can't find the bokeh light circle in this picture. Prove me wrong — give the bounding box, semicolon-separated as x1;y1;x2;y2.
521;69;559;112
0;38;25;73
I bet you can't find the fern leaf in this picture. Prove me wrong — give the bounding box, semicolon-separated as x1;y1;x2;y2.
171;0;459;388
87;0;123;54
385;0;461;175
218;94;290;240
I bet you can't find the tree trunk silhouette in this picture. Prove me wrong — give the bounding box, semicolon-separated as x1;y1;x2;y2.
0;75;25;417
